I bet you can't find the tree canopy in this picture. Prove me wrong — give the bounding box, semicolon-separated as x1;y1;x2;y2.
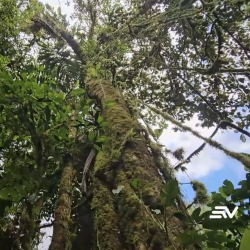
0;0;250;250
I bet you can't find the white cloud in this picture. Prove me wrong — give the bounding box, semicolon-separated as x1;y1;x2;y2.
38;225;53;249
39;0;74;15
159;114;250;181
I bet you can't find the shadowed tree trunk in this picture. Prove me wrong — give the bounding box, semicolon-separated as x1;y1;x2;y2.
86;79;196;249
50;154;75;250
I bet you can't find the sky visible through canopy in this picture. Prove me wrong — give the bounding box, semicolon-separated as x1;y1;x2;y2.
37;0;250;248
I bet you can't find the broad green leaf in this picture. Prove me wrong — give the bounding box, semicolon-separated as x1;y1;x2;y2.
52;93;66;102
211;192;227;202
97;116;103;124
100;121;109;128
191;207;201;222
88;131;95;142
239;226;250;250
231;188;249;202
199;210;212;221
71;88;86;96
21;72;27;80
0;188;10;200
93;144;102;152
96;136;108;143
161;179;179;207
173;211;188;222
219;187;227;198
202;217;234;230
0;187;19;202
222;179;234;196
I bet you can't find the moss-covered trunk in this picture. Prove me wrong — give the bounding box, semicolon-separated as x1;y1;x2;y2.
28;15;196;249
50;154;75;250
88;79;193;250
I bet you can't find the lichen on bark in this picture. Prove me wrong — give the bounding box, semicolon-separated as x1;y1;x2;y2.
49;155;75;250
88;79;188;250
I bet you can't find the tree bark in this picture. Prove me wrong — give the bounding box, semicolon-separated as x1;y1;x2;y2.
87;79;193;250
29;16;198;250
49;154;75;250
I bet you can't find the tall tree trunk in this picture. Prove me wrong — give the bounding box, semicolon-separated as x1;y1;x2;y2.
88;79;194;250
50;154;75;250
29;16;198;250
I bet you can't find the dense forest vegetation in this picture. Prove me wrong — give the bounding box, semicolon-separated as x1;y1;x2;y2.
1;0;250;249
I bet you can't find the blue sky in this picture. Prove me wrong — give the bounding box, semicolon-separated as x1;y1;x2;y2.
159;114;249;204
180;165;245;203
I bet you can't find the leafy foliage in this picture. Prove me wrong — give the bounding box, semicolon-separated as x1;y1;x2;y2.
0;0;250;249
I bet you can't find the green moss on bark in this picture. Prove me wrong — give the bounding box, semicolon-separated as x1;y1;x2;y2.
88;79;198;250
50;158;75;250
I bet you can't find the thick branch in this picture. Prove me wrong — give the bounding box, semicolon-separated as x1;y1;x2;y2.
31;17;86;64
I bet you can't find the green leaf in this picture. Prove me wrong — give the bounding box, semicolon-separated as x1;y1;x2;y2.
93;144;102;152
96;62;101;70
17;186;27;198
206;230;231;243
4;72;13;82
54;93;66;102
211;192;227;202
100;121;109;128
97;116;103;124
161;179;179;207
40;65;45;71
202;217;234;230
154;128;163;139
88;132;95;142
71;88;86;96
222;179;234;196
239;226;250;250
0;188;10;200
199;210;212;221
173;211;188;222
21;72;27;80
0;187;19;202
88;67;97;77
58;128;69;139
104;100;116;107
231;188;249;202
191;207;201;222
96;136;108;143
74;80;79;88
219;186;227;198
